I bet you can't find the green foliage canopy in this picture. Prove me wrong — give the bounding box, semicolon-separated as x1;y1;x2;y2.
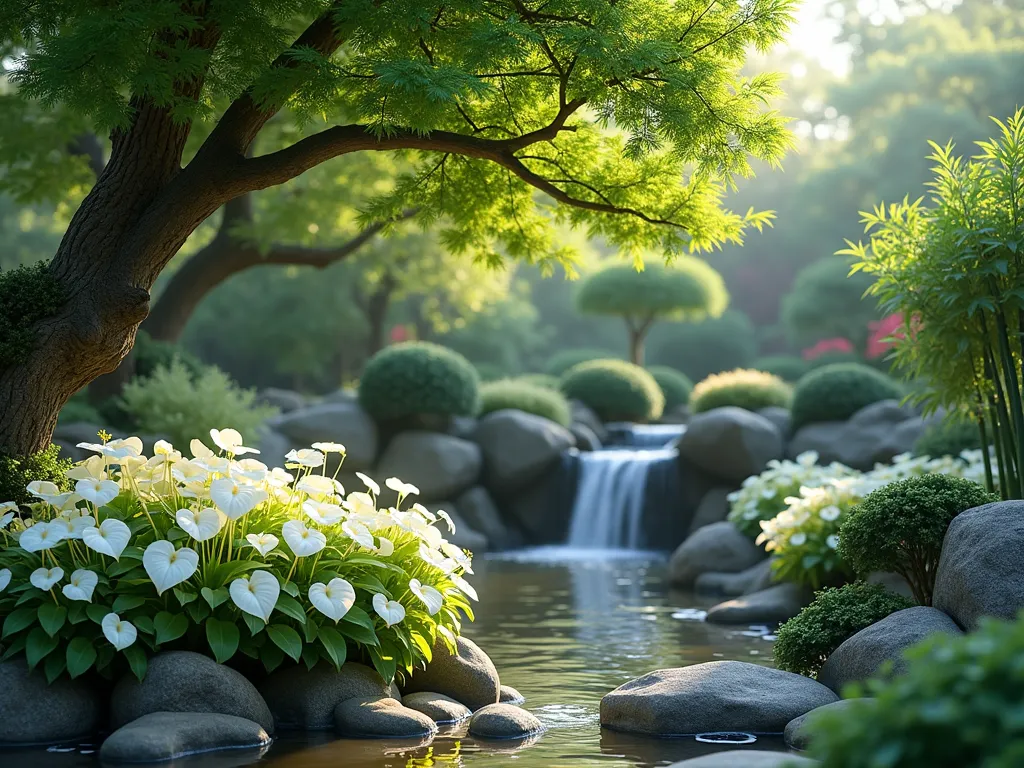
649;309;758;382
781;256;878;354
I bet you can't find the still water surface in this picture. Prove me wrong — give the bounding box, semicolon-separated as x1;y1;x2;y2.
19;549;784;768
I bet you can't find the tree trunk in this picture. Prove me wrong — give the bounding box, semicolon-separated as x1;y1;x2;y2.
364;274;398;358
629;328;645;366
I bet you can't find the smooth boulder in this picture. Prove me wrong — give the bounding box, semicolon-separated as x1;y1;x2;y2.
688;487;735;535
257;387;305;413
334;696;437;738
500;685;525;704
376;431;482;502
756;406;792;438
695;559;774;598
705;583;810;626
571;400;608;442
401;692;472;724
269;402;378;470
0;659;103;744
428;503;489;552
401;636;501;711
784;699;872;751
99;712;269;763
600;661;838;736
818;607;963;694
668;750;819;767
259;662;392;730
668;522;765;587
456;486;512;550
110;651;273;733
469;703;544;739
677;408;784;485
933;500;1024;630
474;410;575;494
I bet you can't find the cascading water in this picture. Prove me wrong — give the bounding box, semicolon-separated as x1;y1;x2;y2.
605;423;686;449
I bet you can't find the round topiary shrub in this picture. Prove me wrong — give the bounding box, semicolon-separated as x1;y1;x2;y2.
647;365;694;411
689;368;793;414
560;359;665;422
914;416;986;458
358;342;481;423
808;613;1024;767
790;363;904;430
649;309;757;382
515;373;560;390
479;379;572;426
752;355;810;383
839;474;997;606
773;582;915;678
543;348;619;377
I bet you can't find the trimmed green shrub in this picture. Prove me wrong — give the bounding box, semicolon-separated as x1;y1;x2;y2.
479;379;572;426
0;261;64;369
516;373;560;390
120;360;278;448
773;583;915;678
839;475;997;606
473;362;506;382
790;363;904;430
809;613;1024;767
133;330;207;380
752;355;809;382
914;415;986;458
647;365;694;411
649;310;757;382
359;342;481;422
690;368;793;414
0;444;72;506
544;348;619;377
560;360;665;422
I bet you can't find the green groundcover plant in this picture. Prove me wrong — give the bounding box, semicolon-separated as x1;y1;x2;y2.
0;430;476;685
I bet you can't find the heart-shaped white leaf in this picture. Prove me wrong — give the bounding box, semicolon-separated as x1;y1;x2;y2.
81;518;131;560
102;613;137;650
75;478;120;507
246;533;279;556
30;566;64;591
175;507;225;542
408;578;444;616
282;520;326;557
0;568;10;593
308;578;356;622
229;570;279;622
143;540;199;595
372;593;406;627
210;478;268;520
18;521;65;552
62;569;98;602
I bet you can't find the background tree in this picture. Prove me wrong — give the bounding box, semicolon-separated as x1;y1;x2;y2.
781;256;878;355
575;258;728;364
0;0;795;456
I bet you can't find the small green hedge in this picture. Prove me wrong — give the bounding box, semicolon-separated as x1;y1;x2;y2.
0;444;73;507
790;363;904;430
647;365;694;411
773;582;915;678
543;348;619;377
914;416;986;458
689;368;793;414
479;379;572;426
359;342;481;422
560;360;664;422
515;373;560;390
751;355;809;382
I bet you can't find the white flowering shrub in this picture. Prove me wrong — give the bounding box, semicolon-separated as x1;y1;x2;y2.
0;429;474;684
755;451;993;588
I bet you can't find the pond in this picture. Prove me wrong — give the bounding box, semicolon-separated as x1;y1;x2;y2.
13;549;786;768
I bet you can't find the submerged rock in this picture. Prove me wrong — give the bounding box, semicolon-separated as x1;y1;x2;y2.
499;685;525;704
259;662;392;730
695;559;774;598
99;712;269;763
600;660;837;736
468;703;544;739
401;636;501;711
0;659;103;745
334;696;437;738
401;692;472;724
668;750;819;767
705;583;811;626
784;698;873;751
668;521;764;587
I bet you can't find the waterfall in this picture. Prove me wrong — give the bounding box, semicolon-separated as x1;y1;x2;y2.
566;447;680;549
605;423;686;448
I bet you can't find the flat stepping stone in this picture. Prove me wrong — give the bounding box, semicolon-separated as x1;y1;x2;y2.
99;712;269;763
468;703;544;739
401;692;472;724
334;696;438;739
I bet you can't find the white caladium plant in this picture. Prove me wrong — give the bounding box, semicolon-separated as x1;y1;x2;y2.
0;429;475;685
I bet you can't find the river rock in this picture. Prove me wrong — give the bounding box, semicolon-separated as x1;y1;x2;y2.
668;750;819;767
257;388;305;413
600;661;838;736
695;559;774;598
677;407;783;485
110;651;273;732
688;487;735;535
401;692;472;724
256;428;292;466
784;698;872;751
500;685;525;704
456;486;511;550
818;607;963;694
500;461;576;544
334;696;438;738
570;422;602;452
99;712;270;762
0;659;103;744
571;400;608;442
268;402;378;470
934;500;1024;630
474;410;576;494
469;703;544;739
259;662;392;730
401;636;501;711
377;431;482;502
756;407;792;438
705;583;811;626
668;522;765;587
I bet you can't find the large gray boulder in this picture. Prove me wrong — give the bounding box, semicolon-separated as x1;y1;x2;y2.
456;486;512;550
99;712;270;763
818;607;963;694
785;699;872;751
688;487;735;535
259;662;392;730
570;422;602;452
668;521;765;587
334;696;437;738
695;559;774;598
474;410;576;494
500;685;525;704
468;703;544;739
401;636;500;711
668;752;819;767
268;402;378;470
934;501;1024;630
257;388;305;413
571;400;608;442
677;408;784;485
705;583;811;626
401;692;472;724
756;407;792;438
601;661;837;736
0;660;103;744
427;503;489;552
110;651;274;733
376;431;482;502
